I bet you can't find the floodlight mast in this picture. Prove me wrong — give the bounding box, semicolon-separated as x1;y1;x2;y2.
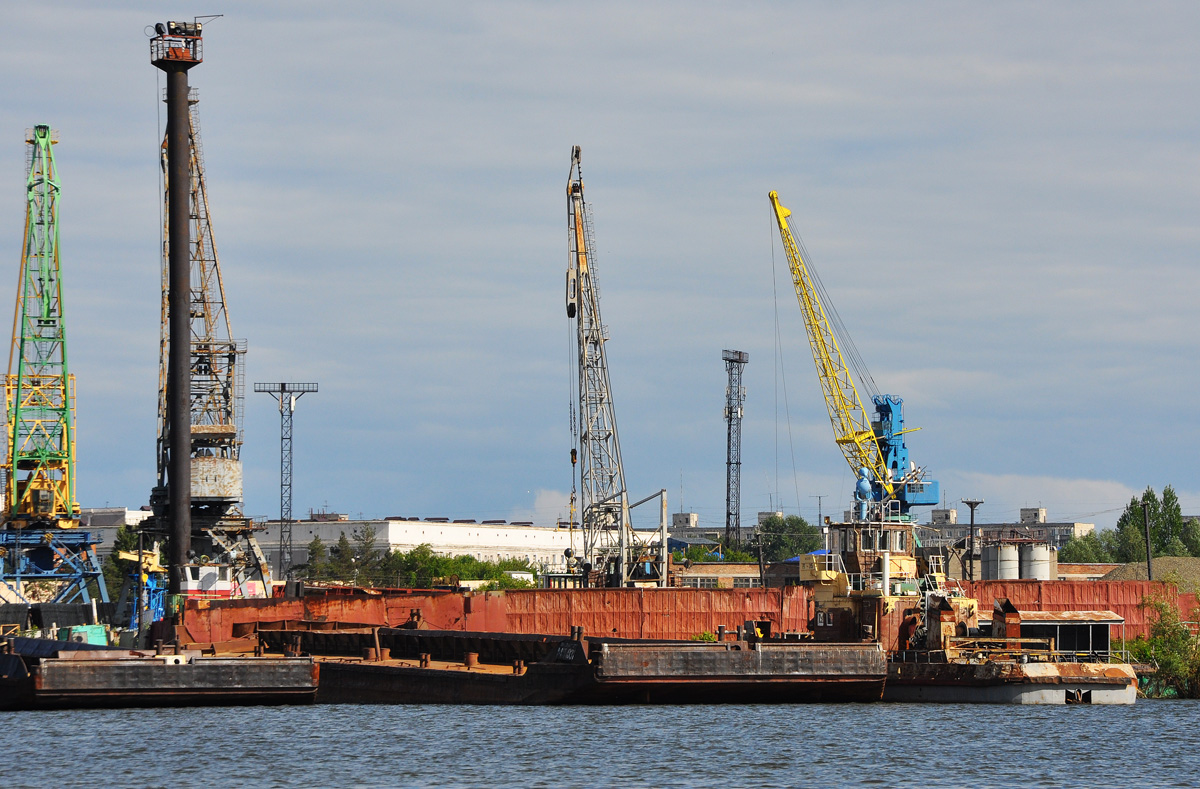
151;20;203;593
722;350;749;548
254;382;318;578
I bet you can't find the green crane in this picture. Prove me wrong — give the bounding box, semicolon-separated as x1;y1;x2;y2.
3;125;77;529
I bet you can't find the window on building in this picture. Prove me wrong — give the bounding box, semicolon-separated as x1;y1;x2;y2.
682;577;718;589
733;577;762;588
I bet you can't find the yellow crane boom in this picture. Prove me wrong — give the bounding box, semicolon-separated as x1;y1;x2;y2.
768;191;893;498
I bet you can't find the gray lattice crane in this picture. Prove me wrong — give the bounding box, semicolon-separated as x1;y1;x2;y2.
150;20;271;595
565;147;664;586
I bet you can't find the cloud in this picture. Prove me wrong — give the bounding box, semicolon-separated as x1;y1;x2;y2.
936;471;1200;531
0;3;1196;539
508;489;571;529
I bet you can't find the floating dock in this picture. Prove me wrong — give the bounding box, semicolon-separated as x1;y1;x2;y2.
258;627;887;705
0;636;317;710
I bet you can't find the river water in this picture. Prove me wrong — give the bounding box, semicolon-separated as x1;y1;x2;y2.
2;700;1193;787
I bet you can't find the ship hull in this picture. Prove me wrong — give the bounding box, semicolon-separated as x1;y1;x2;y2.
883;659;1137;704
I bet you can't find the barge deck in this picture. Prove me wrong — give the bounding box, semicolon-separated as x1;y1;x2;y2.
0;636;318;710
259;627;886;705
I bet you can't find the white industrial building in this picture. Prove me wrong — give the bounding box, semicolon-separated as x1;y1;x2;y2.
261;516;664;573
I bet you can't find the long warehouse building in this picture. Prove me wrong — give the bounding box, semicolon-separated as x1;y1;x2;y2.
260;515;663;573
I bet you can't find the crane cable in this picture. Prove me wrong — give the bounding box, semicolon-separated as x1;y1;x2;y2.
769;206;809;518
790;230;880;403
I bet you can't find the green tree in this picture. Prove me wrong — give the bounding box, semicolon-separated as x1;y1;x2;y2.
1123;595;1200;698
1160;486;1185;550
671;543;754;564
477;575;536;591
352;526;382;575
1098;528;1121;560
757;514;821;563
371;544;538;588
1163;536;1190;557
1058;532;1115;563
300;536;328;578
329;532;354;579
723;546;757;562
1113;486;1186;561
1182;518;1200;558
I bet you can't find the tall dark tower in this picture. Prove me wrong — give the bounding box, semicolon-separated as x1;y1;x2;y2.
151;21;202;594
723;350;749;547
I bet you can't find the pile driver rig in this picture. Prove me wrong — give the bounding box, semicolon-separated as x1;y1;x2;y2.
0;125;107;604
769;191;938;522
149;20;271;596
565;147;666;587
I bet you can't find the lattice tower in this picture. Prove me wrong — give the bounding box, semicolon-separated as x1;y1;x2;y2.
3;125;77;528
150;83;269;591
723;350;748;547
154;90;246;508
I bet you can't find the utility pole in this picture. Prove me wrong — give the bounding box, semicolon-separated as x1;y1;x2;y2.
810;494;827;526
255;382;318;579
1142;500;1153;582
723;350;749;548
961;499;984;582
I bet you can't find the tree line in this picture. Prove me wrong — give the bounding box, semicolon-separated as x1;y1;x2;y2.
1058;486;1200;563
672;514;822;564
300;527;537;589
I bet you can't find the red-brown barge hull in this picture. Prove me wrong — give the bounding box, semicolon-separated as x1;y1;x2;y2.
260;628;886;705
0;651;318;710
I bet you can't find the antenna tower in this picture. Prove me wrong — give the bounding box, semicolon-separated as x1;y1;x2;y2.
723;350;748;547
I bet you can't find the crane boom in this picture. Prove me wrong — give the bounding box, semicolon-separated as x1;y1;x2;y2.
567;146;632;581
769;191;940;520
769;190;893;499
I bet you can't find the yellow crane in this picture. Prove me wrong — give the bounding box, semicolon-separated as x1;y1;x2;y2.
769;191;940;520
769;191;894;500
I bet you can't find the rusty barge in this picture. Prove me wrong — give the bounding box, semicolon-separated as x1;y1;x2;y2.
0;636;318;710
258;626;886;705
792;519;1137;705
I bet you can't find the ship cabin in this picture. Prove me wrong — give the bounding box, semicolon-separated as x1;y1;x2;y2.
794;519;979;652
179;562;237;600
799;520;922;596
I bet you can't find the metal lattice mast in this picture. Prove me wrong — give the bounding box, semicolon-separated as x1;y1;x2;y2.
565;146;632;582
153;89;247;518
254;383;317;578
3;125;78;529
723;350;748;547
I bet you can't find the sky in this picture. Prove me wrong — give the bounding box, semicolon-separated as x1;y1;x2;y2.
0;2;1197;533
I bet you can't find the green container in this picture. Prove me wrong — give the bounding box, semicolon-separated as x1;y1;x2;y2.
62;624;108;646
